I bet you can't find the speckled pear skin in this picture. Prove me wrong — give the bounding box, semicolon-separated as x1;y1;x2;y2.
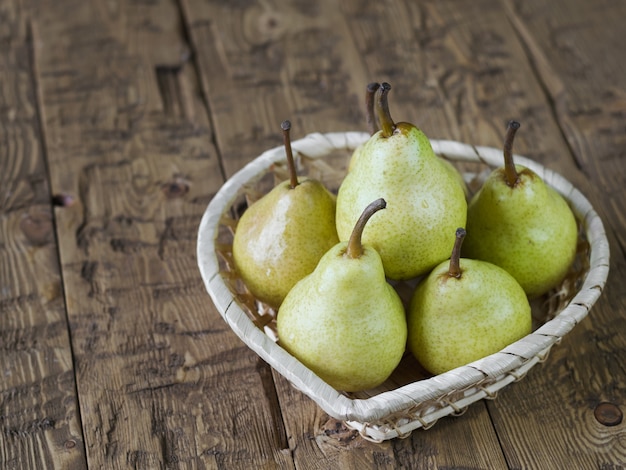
347;144;363;172
232;177;339;309
463;166;578;299
407;258;532;375
276;242;407;392
336;124;467;280
349;143;469;197
440;157;469;198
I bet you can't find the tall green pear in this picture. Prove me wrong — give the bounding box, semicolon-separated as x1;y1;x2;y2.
349;82;467;199
277;199;407;392
408;228;532;375
336;82;467;280
232;121;339;309
462;121;578;299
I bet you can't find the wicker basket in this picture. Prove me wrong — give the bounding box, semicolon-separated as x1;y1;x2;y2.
196;131;609;442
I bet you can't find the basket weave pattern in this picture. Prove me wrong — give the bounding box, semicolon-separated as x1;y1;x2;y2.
197;132;609;442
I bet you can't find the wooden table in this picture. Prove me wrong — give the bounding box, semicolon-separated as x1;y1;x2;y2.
2;1;625;468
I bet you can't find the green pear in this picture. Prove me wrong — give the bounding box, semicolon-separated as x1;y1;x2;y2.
408;228;532;375
462;121;578;299
277;199;407;392
348;82;468;199
336;82;467;280
232;121;339;309
440;157;469;198
352;137;468;198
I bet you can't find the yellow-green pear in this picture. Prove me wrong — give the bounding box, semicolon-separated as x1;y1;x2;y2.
348;82;468;198
440;158;469;198
232;121;339;309
336;82;467;280
408;228;532;375
277;199;407;392
462;121;578;299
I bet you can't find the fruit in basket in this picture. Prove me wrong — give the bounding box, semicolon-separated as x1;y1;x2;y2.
336;82;467;280
232;121;339;309
277;198;407;392
440;157;469;198
349;82;468;198
462;121;578;299
407;228;532;375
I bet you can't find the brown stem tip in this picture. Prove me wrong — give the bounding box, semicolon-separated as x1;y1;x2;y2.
375;82;395;138
503;120;521;187
366;82;380;136
346;198;387;259
281;120;298;189
448;227;466;278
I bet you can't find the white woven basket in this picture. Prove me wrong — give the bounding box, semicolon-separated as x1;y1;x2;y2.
197;131;609;442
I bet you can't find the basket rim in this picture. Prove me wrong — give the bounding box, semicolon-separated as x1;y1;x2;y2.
196;131;610;428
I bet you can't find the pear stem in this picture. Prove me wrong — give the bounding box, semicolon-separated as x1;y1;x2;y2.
503;120;521;187
346;198;387;259
375;82;395;138
281;120;298;189
365;82;380;135
448;228;466;278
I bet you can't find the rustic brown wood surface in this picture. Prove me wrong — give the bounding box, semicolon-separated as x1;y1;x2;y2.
1;0;624;468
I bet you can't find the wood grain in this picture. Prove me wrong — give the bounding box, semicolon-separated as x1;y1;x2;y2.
0;2;86;468
484;1;626;467
181;0;368;178
2;0;625;468
273;371;509;469
503;0;626;251
31;0;292;468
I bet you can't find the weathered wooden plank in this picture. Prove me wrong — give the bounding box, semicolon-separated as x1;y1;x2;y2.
503;0;626;251
0;3;87;469
341;0;585;179
273;372;509;469
508;0;626;169
182;0;510;467
32;0;294;468
181;0;369;178
483;1;626;468
4;0;624;468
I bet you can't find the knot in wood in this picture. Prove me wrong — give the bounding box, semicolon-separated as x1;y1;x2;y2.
594;402;623;427
161;178;190;198
52;193;75;207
